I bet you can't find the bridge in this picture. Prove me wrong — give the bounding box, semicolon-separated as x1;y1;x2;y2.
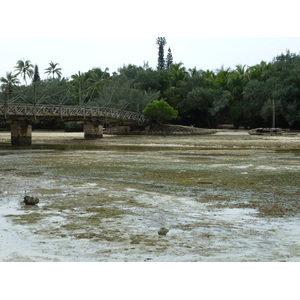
0;103;150;146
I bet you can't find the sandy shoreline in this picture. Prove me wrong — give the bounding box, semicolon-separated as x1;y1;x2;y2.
0;130;85;139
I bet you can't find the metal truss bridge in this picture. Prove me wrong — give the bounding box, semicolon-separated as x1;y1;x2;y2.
0;103;149;125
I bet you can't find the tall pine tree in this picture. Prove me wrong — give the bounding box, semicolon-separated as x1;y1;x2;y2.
156;37;166;70
32;65;41;83
166;47;173;68
32;65;40;105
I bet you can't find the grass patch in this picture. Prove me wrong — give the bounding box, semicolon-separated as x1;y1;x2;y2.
8;212;44;224
85;206;126;218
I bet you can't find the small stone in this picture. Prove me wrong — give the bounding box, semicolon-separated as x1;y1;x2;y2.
158;227;169;236
23;196;39;205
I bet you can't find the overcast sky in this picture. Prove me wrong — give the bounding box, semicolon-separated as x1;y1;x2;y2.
1;0;299;81
1;37;300;81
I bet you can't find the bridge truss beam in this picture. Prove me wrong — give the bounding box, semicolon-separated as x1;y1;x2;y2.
0;104;149;124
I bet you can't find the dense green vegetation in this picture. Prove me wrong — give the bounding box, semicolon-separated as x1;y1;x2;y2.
1;40;300;129
143;100;178;123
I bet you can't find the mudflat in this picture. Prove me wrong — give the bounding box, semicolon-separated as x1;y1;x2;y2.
0;130;299;261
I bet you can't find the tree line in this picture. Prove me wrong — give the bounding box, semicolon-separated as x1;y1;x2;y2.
1;39;300;129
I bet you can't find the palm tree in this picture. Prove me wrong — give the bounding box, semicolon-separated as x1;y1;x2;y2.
227;64;250;102
69;72;90;105
168;63;188;87
201;69;216;87
248;61;272;81
215;65;232;89
86;68;110;100
188;67;198;78
0;72;20;102
14;59;34;85
44;61;62;79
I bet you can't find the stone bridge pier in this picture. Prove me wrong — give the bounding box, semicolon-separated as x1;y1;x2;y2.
84;121;103;139
10;121;32;146
9;120;103;146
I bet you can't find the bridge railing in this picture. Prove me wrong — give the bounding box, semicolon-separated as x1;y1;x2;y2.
0;104;150;124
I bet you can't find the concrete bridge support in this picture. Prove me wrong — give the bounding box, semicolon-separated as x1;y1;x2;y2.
84;121;103;139
11;121;32;146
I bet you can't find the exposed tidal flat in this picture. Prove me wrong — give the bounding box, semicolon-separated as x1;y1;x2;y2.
0;130;300;261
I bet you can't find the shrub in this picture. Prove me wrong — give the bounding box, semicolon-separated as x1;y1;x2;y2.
143;100;178;123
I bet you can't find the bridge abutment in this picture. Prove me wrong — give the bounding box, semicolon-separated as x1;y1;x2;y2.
11;121;32;146
84;121;103;139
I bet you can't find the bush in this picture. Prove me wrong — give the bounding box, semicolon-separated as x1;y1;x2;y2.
143;100;178;123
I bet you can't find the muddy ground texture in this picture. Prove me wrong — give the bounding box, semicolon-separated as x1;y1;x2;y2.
0;129;300;261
